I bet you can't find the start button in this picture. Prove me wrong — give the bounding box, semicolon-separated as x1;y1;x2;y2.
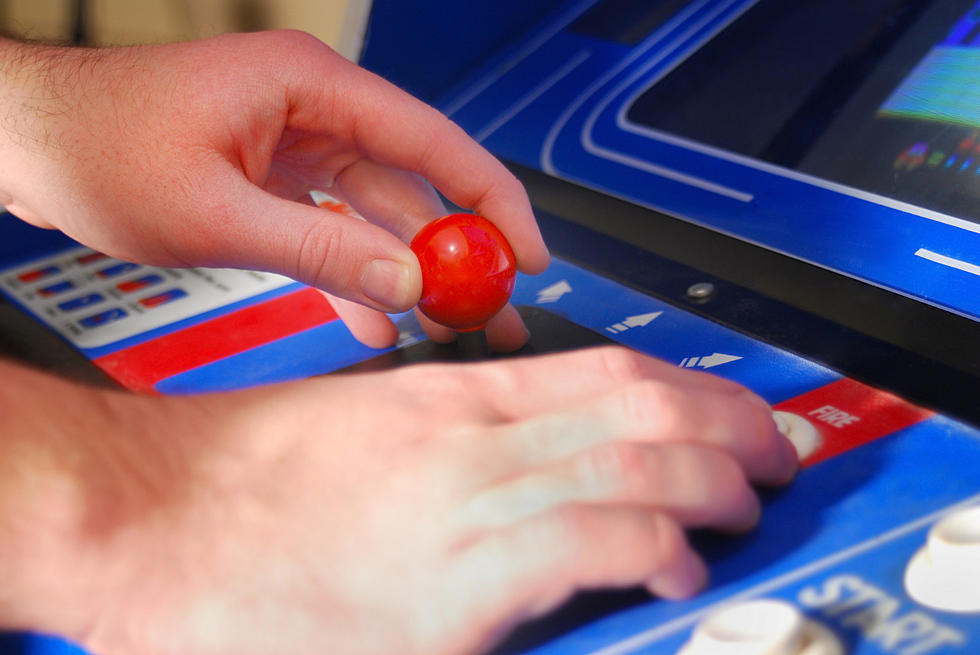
677;599;842;655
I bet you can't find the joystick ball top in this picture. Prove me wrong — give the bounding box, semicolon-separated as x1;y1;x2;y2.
410;213;517;331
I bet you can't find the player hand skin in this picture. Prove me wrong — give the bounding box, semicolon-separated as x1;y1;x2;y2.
0;348;797;655
0;31;548;352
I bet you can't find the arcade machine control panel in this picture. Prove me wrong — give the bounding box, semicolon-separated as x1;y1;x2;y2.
3;1;980;655
2;209;980;655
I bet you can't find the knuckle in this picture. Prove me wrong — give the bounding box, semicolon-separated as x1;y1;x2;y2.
595;346;647;384
294;221;345;288
414;120;450;175
469;360;522;398
491;167;522;199
265;29;330;56
580;444;645;497
738;403;781;458
516;506;597;582
472;168;521;212
540;506;587;554
391;364;498;426
614;380;685;436
394;363;462;402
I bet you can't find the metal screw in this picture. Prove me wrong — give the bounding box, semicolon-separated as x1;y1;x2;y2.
686;282;716;301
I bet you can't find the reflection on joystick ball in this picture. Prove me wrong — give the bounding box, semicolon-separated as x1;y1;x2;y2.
411;213;517;359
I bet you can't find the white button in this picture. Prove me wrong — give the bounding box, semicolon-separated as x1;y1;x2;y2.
905;504;980;612
773;411;821;461
677;599;843;655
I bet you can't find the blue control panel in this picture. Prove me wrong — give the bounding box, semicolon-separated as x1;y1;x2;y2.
4;251;980;655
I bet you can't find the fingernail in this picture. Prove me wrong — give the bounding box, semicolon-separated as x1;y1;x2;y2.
359;259;415;312
647;552;708;600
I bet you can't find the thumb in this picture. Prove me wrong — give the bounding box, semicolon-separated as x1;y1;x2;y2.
213;183;422;313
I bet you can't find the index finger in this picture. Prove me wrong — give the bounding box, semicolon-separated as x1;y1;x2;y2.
300;55;550;274
468;346;766;420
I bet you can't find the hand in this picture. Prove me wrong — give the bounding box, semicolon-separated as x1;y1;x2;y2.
45;348;796;655
0;32;548;351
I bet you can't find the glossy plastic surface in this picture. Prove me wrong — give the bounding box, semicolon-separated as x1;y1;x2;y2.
410;214;517;331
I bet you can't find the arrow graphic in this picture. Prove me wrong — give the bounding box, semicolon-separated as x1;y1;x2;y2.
397;331;422;348
680;353;742;369
605;311;663;333
536;280;572;303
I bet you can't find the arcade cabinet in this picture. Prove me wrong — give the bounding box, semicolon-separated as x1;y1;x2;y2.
3;0;980;653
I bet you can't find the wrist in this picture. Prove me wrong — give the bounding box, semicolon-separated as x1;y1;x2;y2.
0;361;200;642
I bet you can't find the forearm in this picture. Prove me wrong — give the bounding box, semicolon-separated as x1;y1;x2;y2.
0;36;112;229
0;360;189;639
0;37;64;218
0;37;61;165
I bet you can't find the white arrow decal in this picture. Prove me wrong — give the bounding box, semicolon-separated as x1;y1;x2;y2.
623;312;663;328
605;311;662;333
680;353;742;369
397;331;422;348
536;280;572;304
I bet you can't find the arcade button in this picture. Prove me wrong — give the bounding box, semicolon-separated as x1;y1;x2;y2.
78;307;127;328
38;280;75;297
905;504;980;612
138;288;187;309
96;262;140;279
677;599;843;655
17;264;60;283
772;411;822;461
58;293;105;312
117;274;164;293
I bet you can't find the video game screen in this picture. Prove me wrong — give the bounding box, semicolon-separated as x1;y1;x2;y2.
623;0;980;224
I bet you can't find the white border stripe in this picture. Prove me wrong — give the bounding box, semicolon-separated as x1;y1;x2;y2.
580;0;757;203
915;248;980;276
474;50;592;143
620;122;980;236
585;141;753;202
552;172;980;321
541;0;715;174
442;0;600;117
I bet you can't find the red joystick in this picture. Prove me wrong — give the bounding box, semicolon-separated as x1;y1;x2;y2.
410;213;517;332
